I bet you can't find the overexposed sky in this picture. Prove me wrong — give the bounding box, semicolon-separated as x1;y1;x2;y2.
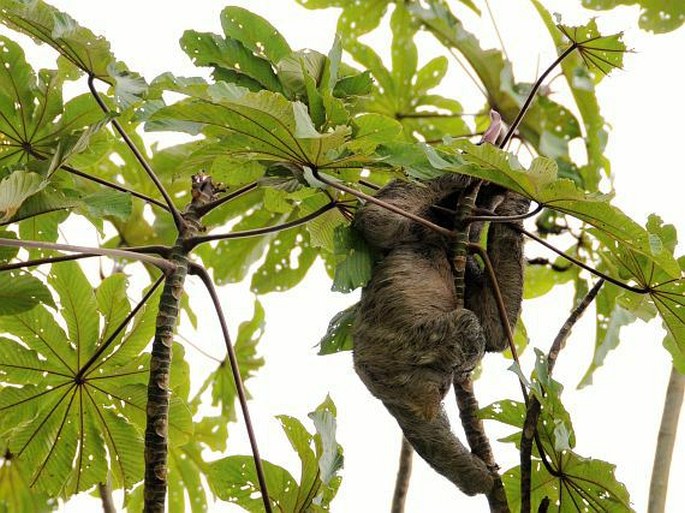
3;1;684;512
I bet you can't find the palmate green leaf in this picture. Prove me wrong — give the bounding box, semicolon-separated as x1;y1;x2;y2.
0;0;115;81
0;270;54;315
523;256;578;299
581;0;685;34
430;140;680;278
208;397;342;512
342;4;469;143
503;455;633;513
3;183;78;226
149;86;350;167
0;266;174;497
593;217;685;369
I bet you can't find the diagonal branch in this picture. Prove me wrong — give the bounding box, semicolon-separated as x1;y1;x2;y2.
194;181;259;217
87;75;184;231
189;263;272;513
0;238;175;273
514;226;649;294
29;148;169;211
186;201;337;249
520;279;604;513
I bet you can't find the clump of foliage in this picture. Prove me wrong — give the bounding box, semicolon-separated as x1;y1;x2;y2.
0;0;682;512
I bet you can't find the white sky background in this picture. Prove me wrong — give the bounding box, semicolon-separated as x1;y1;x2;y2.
3;0;684;512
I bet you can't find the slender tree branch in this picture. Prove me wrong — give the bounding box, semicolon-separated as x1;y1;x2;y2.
194;181;259;217
484;0;509;61
0;252;98;271
311;168;454;238
514;226;649;293
391;436;413;513
0;238;175;273
499;43;578;149
468;202;543;223
648;365;685;513
186;201;337;248
87;75;185;230
98;480;116;513
189;264;272;513
29;148;169;212
0;244;170;272
520;279;604;513
467;243;519;363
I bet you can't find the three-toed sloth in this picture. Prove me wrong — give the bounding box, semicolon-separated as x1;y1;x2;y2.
352;174;529;495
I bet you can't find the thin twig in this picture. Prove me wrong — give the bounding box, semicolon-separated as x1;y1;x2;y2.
514;226;649;294
30;148;169;212
391;436;413;513
311;169;454;238
648;365;685;513
468;203;543;223
499;44;577;149
520;279;604;513
194;181;259;217
87;75;184;230
0;238;174;273
189;264;272;513
187;201;337;248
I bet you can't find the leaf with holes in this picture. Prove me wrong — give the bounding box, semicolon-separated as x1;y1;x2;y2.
0;265;171;495
581;0;684;34
207;396;342;511
191;300;265;421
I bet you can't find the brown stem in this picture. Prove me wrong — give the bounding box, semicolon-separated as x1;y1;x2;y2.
87;75;185;231
29;148;169;212
98;480;116;513
648;365;685;513
189;264;272;513
0;238;174;273
520;279;604;513
143;245;189;513
515;226;648;294
499;44;578;149
391;436;413;513
187;201;337;249
194;181;259;217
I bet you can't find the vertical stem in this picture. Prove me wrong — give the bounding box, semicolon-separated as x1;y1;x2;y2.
143;244;189;513
391;436;413;513
520;279;604;513
98;480;116;513
648;365;685;513
190;265;273;513
451;180;509;512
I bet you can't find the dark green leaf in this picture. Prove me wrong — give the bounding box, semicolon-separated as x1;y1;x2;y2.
0;271;54;315
331;224;374;292
318;303;357;355
220;7;291;64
